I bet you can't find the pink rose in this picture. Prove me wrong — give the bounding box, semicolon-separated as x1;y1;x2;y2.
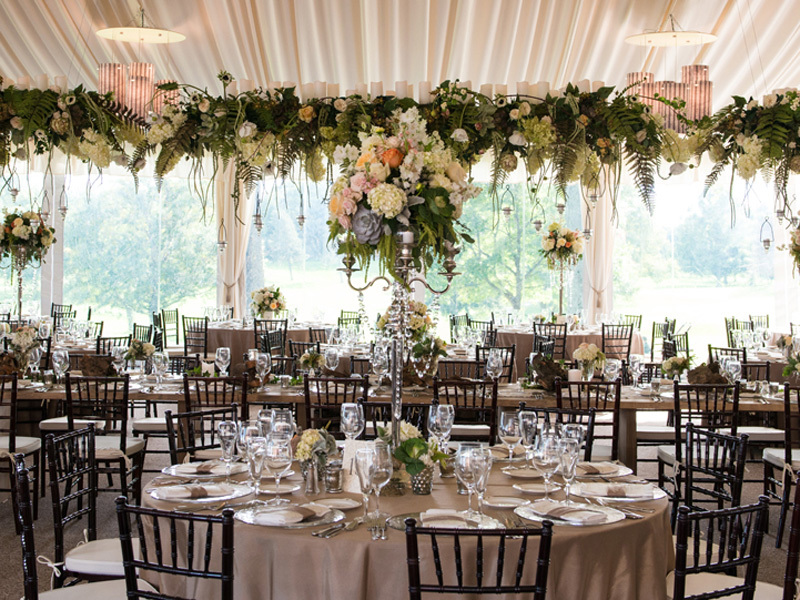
338;215;352;229
350;172;367;193
342;198;357;215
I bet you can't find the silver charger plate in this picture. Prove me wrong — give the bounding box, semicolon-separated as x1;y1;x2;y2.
514;503;625;527
234;505;345;529
149;482;252;504
386;512;504;531
161;460;248;480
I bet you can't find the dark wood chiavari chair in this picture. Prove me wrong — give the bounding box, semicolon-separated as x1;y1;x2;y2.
476;344;515;383
96;335;132;355
182;316;208;357
449;314;470;342
165;404;239;464
304;376;369;435
764;385;800;548
650;319;676;361
708;344;747;365
131;323;152;343
259;329;285;355
288;340;321;359
183;374;249;421
254;318;288;354
532;334;555;359
726;317;754;348
116;497;235;600
432;378;499;443
601;323;634;361
533;323;568;359
555;379;621;461
404;517;553;600
360;398;428;440
437;359;483;380
308;327;328;343
161;308;180;345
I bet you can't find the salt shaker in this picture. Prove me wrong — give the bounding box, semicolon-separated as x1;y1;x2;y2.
305;461;320;495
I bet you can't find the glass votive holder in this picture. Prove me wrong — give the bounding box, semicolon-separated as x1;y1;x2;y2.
280;375;291;389
324;459;343;494
440;454;456;478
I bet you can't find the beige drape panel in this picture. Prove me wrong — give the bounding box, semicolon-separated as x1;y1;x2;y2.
581;179;615;326
1;1;800;105
215;160;252;318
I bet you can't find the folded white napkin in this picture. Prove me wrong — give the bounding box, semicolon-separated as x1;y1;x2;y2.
173;461;227;476
529;499;607;524
490;445;526;459
576;462;618;477
252;508;307;526
420;509;471;528
153;483;235;500
576;482;654;499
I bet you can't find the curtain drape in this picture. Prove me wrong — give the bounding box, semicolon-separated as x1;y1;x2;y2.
215;159;252;318
581;175;615;325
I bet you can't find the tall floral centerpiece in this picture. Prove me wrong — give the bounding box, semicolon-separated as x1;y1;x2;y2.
377;299;445;382
540;223;584;315
250;286;286;318
0;212;56;319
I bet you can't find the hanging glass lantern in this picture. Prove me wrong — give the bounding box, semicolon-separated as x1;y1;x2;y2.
501;206;513;220
583;228;593;241
253;213;263;233
533;219;543;232
777;208;786;223
556;198;566;215
297;214;306;228
760;217;774;251
40;190;50;223
218;220;228;253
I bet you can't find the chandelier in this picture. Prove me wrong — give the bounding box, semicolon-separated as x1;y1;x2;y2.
96;9;184;119
625;15;716;132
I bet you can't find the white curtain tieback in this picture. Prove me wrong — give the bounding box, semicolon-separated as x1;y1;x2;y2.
36;555;62;589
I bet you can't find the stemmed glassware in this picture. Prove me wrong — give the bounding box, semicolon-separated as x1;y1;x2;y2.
455;445;481;518
427;404;455;453
485;348;504;382
27;346;41;377
38;320;50;341
340;402;365;441
726;359;742;385
603;358;621;382
215;347;231;377
256;353;272;391
558;438;580;504
217;420;238;481
264;436;293;505
370;348;389;395
324;346;340;373
257;408;273;437
629;354;644;389
111;346;126;376
237;420;261;458
270;408;295;438
51;349;69;384
535;434;560;500
246;436;267;493
372;442;393;522
355;447;377;520
473;447;493;516
151;351;169;391
498;408;522;460
518;410;539;463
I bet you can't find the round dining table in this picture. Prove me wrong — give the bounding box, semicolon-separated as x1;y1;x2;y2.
142;459;673;600
207;323;324;365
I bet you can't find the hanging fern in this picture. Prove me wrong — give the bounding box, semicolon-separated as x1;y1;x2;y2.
624;145;658;213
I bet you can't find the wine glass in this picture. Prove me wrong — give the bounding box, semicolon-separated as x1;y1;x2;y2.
264;437;293;505
485;348;504;382
473;447;493;516
256;353;272;391
246;436;267;492
498;408;521;460
455;445;481;518
371;349;389;395
535;434;560;500
38;321;50;341
237;420;261;458
324;346;340;372
603;358;621;382
427;404;455;453
257;408;273;437
270;408;295;438
51;349;69;384
217;420;238;481
215;347;231;376
111;346;126;376
563;423;586;447
518;410;539;463
340;402;365;441
372;442;393;520
151;351;169;391
27;346;41;377
629;354;644;389
726;359;742;384
558;438;580;504
355;447;376;520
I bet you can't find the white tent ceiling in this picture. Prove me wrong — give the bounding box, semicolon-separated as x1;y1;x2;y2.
0;0;798;109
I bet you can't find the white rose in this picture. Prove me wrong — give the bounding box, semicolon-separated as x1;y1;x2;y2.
509;131;526;146
450;128;469;143
238;121;257;139
763;94;778;108
509;108;520;120
519;102;531;116
198;98;210;113
333;98;347;112
445;161;466;184
556;238;566;248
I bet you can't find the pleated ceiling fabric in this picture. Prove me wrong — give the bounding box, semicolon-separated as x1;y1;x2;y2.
0;0;799;108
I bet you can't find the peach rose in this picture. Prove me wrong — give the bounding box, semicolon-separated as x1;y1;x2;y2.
338;214;352;229
381;148;404;169
298;105;315;123
329;194;344;216
356;151;378;169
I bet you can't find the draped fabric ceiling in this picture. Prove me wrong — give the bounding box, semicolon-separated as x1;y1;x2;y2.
0;0;798;108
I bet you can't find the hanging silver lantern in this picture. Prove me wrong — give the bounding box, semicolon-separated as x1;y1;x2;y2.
253;213;263;233
792;216;800;228
777;208;786;223
218;220;228;253
29;215;40;230
760;217;774;251
501;206;513;220
533;219;543;232
297;214;306;228
583;228;593;240
556;200;566;215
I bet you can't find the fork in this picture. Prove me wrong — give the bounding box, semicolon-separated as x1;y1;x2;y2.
325;518;363;538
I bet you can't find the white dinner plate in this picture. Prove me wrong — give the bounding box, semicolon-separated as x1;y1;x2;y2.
482;496;530;509
259;469;295;480
501;467;544;479
515;502;625;527
149;482;251;504
575;462;633;479
512;482;562;495
234;504;344;529
257;483;302;496
162;460;248;480
313;497;362;511
571;482;667;503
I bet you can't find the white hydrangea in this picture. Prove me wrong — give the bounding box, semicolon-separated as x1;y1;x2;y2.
77;129;111;168
367;183;407;218
11;224;30;240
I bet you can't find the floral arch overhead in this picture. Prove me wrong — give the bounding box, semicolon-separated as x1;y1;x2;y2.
1;73;799;272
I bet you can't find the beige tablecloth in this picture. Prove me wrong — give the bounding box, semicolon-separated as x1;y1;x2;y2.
207;325;313;366
496;328;645;379
143;465;673;600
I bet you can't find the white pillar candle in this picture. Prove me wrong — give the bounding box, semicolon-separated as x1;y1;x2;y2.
592;80;605;92
495;83;507;97
54;75;67;92
516;81;530;96
479;83;493;97
533;81;549;102
35;74;48;89
568;369;582;382
577;79;591;93
300;83;313;100
356;83;368;98
394;81;407;99
327;83;340;98
418;81;432;103
370;81;383;98
227;81;238;96
458;80;472;90
239;79;254;93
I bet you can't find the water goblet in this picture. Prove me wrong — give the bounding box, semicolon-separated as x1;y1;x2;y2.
151;351;169;391
473;447;493;516
518;410;539;462
629;354;644;389
324;346;340;372
237;420;261;458
355;447;377;521
371;349;389;395
603;358;621;382
257;408;273;437
558;438;580;504
535;434;560;500
485;349;504;382
563;423;586;447
256;353;272;391
270;408;295;438
498;408;522;460
246;436;267;493
455;445;480;518
38;321;51;341
727;359;742;385
372;442;393;520
341;402;365;446
51;349;69;384
217;420;238;481
27;346;42;377
264;437;293;505
427;404;455;453
215;347;231;377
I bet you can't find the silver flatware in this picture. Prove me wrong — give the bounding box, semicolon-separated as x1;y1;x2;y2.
312;523;345;538
327;518;362;538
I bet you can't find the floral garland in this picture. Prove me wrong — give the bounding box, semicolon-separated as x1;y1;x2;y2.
0;211;56;267
539;222;584;268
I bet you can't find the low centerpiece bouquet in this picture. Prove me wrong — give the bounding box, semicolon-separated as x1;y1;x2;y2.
0;211;56;267
125;339;156;369
327;106;479;277
378;420;447;495
294;427;338;482
539;223;584;269
299;350;325;376
572;342;605;381
8;326;40;373
777;334;794;358
409;335;448;383
250;286;286;318
662;356;691;380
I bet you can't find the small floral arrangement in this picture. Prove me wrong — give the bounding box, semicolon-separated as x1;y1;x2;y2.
573;342;605;367
411;335;447;360
294;427;338;472
540;223;584;268
125;339;156;361
377;300;433;342
783;353;800;379
250;285;286;317
662;356;691;378
0;211;56;267
533;314;547;324
9;326;39;356
392;437;448;476
777;334;793;349
299;351;325;370
378;419;423;444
